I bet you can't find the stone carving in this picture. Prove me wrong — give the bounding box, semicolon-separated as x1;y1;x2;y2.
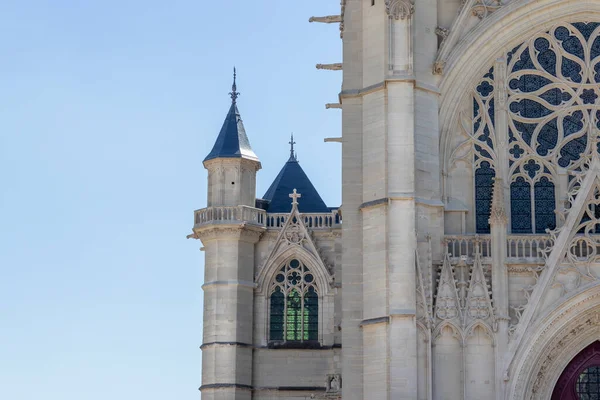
255;189;335;294
326;374;341;392
470;0;503;19
284;221;306;245
434;26;449;39
489;177;507;225
435;253;462;321
432;60;445;75
464;243;496;329
385;0;414;20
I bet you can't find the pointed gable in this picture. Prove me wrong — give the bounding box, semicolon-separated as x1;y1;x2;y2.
262;157;329;213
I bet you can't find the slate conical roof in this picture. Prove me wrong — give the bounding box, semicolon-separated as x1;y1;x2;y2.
204;69;259;163
262;143;329;213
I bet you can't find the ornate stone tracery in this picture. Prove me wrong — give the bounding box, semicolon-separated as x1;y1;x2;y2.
385;0;414;20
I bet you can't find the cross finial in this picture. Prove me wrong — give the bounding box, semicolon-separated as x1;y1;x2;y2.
229;66;240;103
289;189;301;206
289;133;296;160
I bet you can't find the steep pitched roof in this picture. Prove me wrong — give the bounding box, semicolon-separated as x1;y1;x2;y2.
203;102;259;163
262;155;329;213
203;69;259;163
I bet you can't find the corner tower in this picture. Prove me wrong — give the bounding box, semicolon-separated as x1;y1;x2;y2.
193;70;264;400
203;68;261;207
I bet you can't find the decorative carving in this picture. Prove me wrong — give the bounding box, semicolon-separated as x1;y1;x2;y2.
284;221;306;245
435;253;462;321
434;26;449;39
464;243;496;329
385;0;414;20
489;177;507;225
432;60;445;75
255;189;335;294
326;374;341;393
470;0;502;19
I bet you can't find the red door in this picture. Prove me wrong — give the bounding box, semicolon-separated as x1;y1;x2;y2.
552;341;600;399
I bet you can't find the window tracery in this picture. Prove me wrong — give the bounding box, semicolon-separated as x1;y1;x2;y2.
269;259;318;342
472;22;600;233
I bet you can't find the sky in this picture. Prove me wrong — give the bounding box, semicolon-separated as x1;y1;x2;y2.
0;1;341;399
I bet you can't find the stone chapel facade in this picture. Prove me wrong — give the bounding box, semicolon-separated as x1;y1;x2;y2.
191;1;600;399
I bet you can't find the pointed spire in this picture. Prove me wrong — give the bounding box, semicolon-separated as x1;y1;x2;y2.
289;133;297;161
203;69;259;163
229;66;240;103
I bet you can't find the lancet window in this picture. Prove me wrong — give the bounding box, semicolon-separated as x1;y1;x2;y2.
472;22;600;233
269;259;318;342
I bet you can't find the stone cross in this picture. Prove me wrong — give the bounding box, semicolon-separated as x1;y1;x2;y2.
289;189;301;205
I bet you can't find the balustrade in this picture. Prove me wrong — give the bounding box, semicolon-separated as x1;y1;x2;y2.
506;235;552;260
443;234;553;264
444;235;492;259
194;206;341;230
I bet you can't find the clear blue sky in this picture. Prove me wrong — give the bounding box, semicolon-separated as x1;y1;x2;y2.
0;1;341;399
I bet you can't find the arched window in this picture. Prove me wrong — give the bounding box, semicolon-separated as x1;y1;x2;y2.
269;259;319;342
472;22;600;233
552;341;600;399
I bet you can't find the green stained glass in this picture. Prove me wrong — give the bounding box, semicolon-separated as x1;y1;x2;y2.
286;290;302;341
305;287;318;341
269;259;320;343
269;287;284;340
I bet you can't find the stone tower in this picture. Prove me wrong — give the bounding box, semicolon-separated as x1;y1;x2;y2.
194;71;264;400
340;1;442;399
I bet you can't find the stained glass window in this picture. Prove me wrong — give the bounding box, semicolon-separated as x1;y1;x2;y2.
511;177;532;233
472;22;600;234
576;365;600;399
269;259;319;342
534;177;556;233
476;162;495;234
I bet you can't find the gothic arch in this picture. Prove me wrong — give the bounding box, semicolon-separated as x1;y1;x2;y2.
464;320;496;348
439;0;600;175
508;284;600;399
432;320;463;344
255;245;333;297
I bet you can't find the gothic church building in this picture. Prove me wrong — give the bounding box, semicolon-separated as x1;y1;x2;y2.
191;0;600;399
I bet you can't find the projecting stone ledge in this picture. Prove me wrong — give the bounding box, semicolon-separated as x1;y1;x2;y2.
309;15;342;23
316;63;343;71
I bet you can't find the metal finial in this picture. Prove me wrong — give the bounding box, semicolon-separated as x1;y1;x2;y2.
229;67;240;103
289;133;296;160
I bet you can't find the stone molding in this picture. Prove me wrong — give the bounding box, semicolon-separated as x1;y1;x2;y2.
194;224;264;243
508;287;600;399
385;0;414;20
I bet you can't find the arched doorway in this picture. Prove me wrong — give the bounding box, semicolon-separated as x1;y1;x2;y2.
552;341;600;399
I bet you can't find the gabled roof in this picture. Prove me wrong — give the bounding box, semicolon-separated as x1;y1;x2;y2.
262;155;329;213
203;102;259;163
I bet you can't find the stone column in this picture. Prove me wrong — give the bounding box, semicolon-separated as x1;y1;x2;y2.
489;178;509;400
387;1;419;398
197;226;263;400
